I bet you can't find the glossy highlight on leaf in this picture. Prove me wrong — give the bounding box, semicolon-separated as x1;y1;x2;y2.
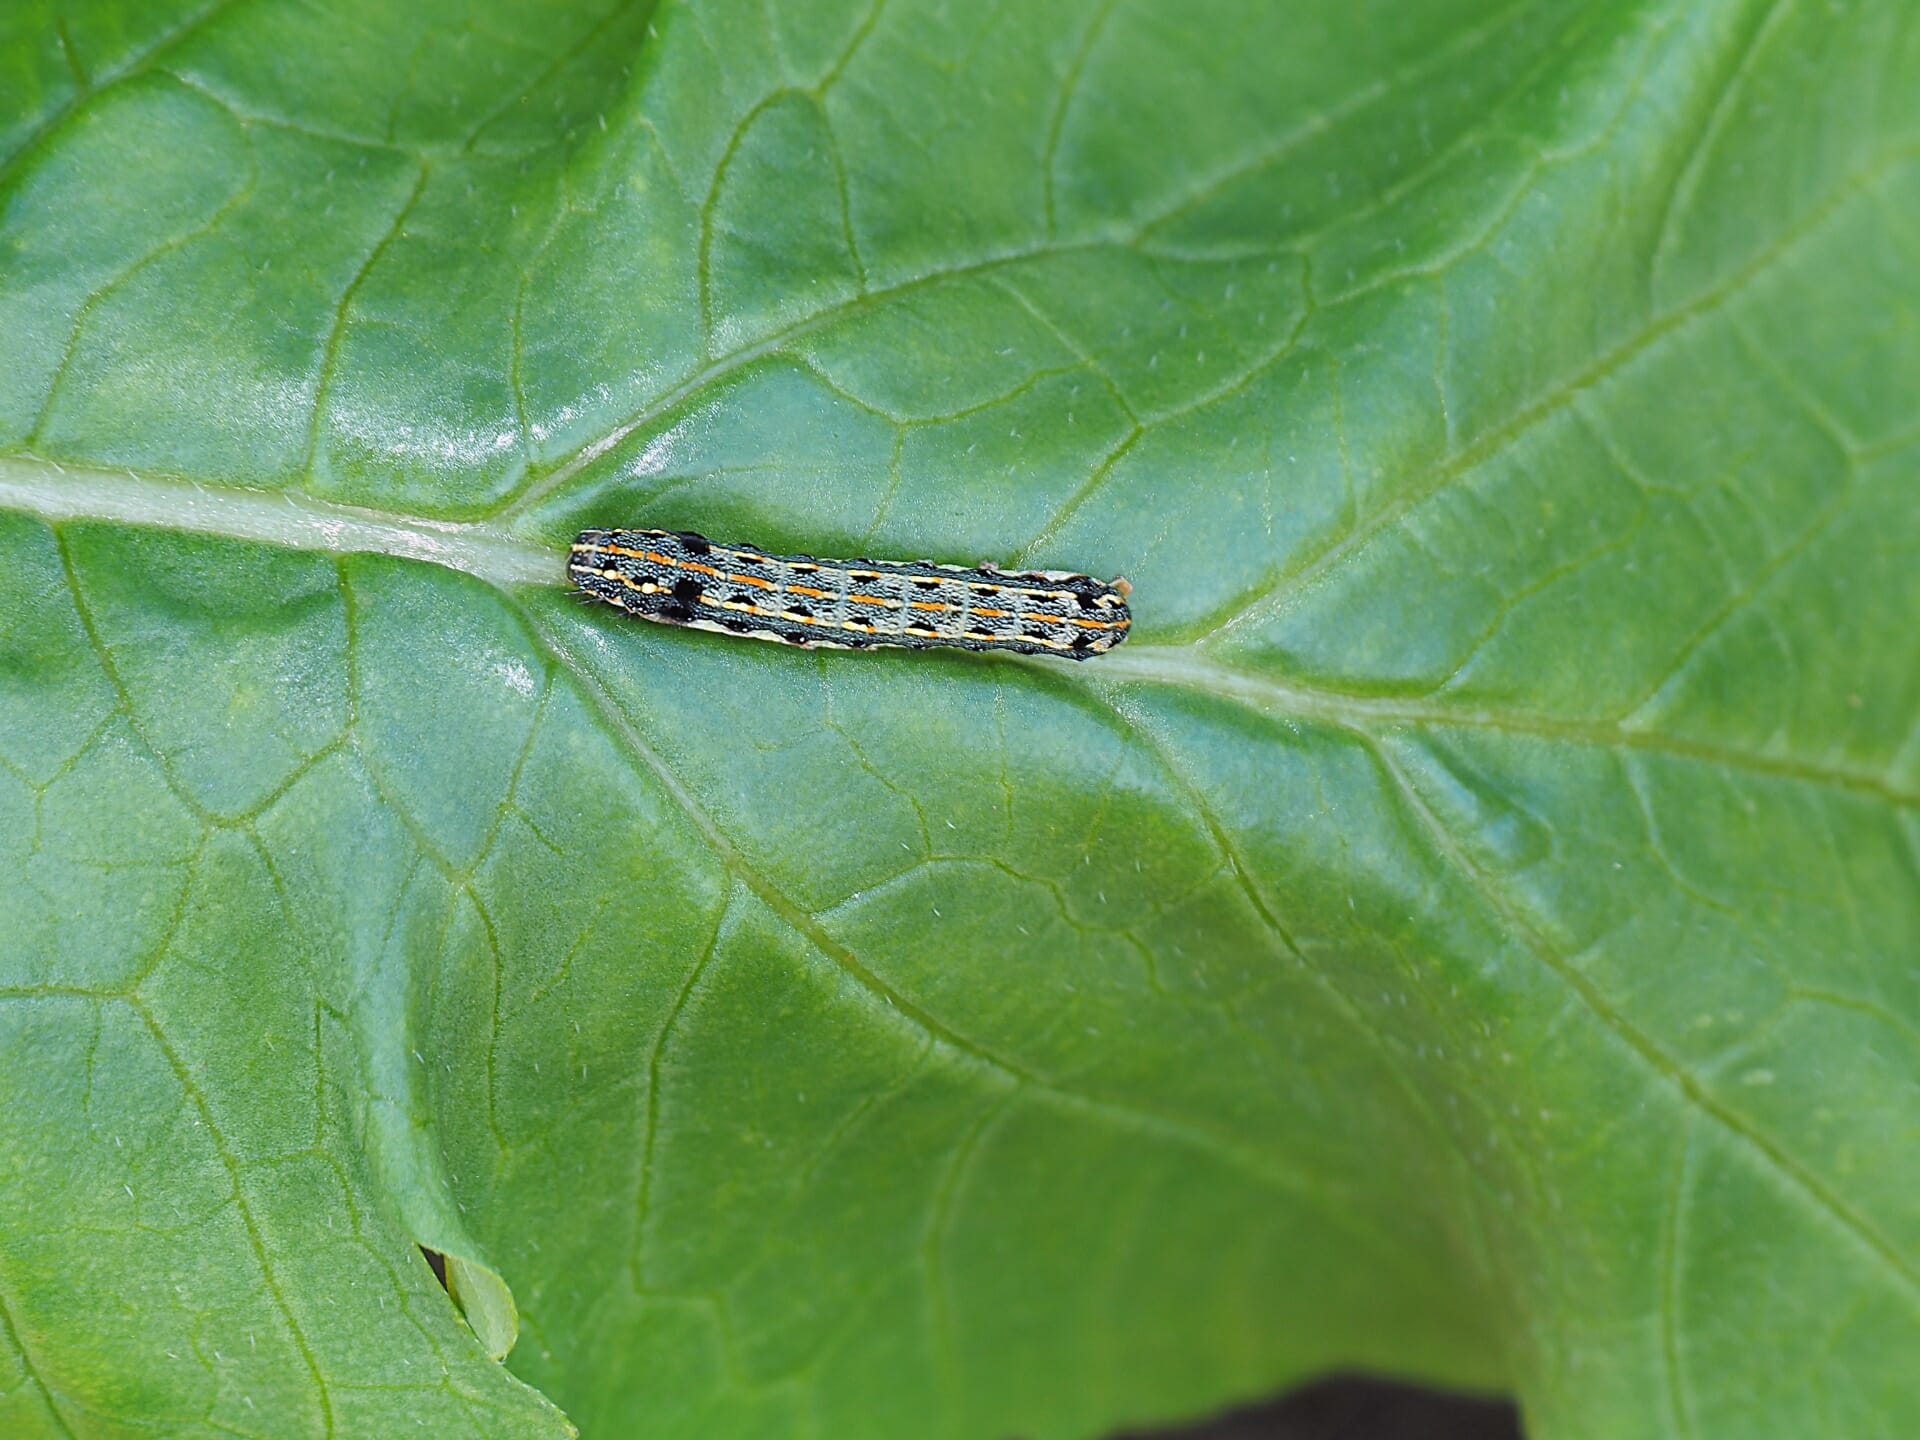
1;2;1917;1439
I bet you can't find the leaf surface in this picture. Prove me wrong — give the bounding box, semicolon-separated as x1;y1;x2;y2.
1;2;1917;1437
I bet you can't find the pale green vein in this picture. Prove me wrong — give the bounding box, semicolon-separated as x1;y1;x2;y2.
3;452;1908;819
1081;647;1920;812
0;457;554;587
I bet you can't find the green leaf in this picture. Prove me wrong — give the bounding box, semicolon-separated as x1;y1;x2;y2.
2;1;1917;1437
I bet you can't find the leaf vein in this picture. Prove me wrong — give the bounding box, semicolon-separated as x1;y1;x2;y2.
1363;732;1920;1303
1203;142;1920;648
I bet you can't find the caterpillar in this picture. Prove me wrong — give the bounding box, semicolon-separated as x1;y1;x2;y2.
568;528;1132;660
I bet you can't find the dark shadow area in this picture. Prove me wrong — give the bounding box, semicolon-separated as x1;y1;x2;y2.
1124;1375;1523;1440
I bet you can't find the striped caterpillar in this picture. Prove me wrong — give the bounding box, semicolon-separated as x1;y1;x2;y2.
568;528;1132;660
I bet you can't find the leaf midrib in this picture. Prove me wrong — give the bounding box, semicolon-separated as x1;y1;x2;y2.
0;456;554;586
4;453;1909;814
